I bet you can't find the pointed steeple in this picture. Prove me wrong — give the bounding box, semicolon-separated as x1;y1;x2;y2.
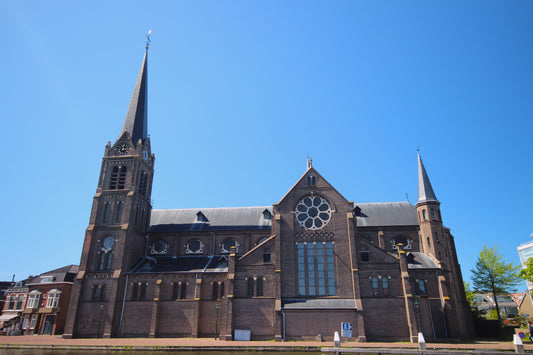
120;49;148;144
417;152;438;204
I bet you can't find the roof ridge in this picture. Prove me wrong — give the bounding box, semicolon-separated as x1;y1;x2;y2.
153;206;272;212
356;201;413;205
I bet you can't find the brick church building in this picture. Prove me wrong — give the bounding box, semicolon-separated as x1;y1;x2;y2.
64;46;474;341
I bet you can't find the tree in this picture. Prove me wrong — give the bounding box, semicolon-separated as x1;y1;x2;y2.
519;257;533;284
464;281;475;307
471;245;521;324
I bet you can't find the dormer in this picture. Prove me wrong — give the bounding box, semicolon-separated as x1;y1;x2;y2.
196;211;209;223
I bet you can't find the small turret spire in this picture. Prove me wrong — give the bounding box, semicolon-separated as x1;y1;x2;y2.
120;37;149;144
307;156;313;169
417;152;438;203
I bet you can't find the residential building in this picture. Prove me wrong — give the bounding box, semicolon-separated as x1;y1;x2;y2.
518;241;533;290
519;290;533;319
472;293;519;318
0;265;78;335
64;46;474;341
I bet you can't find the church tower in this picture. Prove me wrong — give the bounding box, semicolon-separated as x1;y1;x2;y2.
415;152;444;261
64;46;154;338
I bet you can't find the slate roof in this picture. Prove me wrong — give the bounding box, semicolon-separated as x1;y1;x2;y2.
282;299;356;310
151;202;418;231
355;202;418;227
26;265;79;285
407;252;440;269
120;50;148;144
150;206;273;232
418;153;438;203
131;256;228;273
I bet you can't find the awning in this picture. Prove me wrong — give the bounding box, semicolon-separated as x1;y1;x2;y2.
0;314;19;322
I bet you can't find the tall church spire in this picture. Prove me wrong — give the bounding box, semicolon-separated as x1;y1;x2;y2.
417;152;438;204
120;49;148;144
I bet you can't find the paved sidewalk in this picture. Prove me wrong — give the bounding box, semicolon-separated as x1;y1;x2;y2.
0;336;532;353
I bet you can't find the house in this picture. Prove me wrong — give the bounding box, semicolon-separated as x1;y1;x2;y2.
472;293;519;318
0;265;78;335
519;290;533;319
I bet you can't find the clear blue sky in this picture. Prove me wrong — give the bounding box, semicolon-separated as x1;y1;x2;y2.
1;1;532;288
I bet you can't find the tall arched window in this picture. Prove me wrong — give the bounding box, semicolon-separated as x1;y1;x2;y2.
212;282;219;300
296;242;336;297
371;277;379;296
256;278;264;297
102;202;111;223
247;278;254;298
139;171;148;196
382;277;389;296
113;201;123;224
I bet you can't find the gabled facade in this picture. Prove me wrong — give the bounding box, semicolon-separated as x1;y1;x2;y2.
64;48;474;341
0;265;78;335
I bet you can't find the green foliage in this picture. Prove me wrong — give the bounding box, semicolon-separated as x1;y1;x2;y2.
471;245;521;324
464;281;475;306
486;309;499;320
519;258;533;284
471;245;521;295
514;314;529;328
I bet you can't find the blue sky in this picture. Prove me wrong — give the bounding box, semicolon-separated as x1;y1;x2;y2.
1;1;532;287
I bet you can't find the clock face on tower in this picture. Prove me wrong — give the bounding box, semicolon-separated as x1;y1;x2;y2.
295;196;332;230
118;144;129;155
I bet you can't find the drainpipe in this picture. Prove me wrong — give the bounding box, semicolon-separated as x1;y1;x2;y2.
427;298;436;339
211;232;216;256
436;270;449;338
281;310;286;341
145;235;150;256
118;273;129;336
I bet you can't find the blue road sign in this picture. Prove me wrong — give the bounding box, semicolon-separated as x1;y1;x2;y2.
341;322;352;338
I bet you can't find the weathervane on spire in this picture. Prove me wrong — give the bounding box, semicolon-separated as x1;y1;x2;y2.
146;29;152;50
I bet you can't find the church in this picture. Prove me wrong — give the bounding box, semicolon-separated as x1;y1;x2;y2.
64;46;474;341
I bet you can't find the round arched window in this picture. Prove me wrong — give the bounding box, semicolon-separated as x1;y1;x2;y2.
152;240;168;254
221;238;239;253
186;239;204;254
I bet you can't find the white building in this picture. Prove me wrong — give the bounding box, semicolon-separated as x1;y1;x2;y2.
518;240;533;290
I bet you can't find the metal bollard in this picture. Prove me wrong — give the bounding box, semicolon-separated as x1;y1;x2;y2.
513;334;524;354
418;332;426;351
334;331;341;348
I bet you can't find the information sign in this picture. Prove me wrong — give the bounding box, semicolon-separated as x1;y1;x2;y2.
341;322;352;338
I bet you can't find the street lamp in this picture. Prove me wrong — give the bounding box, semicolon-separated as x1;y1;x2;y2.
215;303;220;340
414;297;421;331
96;304;104;339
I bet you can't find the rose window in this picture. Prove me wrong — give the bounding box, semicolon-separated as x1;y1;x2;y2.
295;196;331;230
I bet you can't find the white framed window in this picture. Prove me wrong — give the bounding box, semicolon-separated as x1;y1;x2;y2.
23;315;30;329
27;291;41;308
46;290;61;308
29;315;37;329
15;295;25;310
